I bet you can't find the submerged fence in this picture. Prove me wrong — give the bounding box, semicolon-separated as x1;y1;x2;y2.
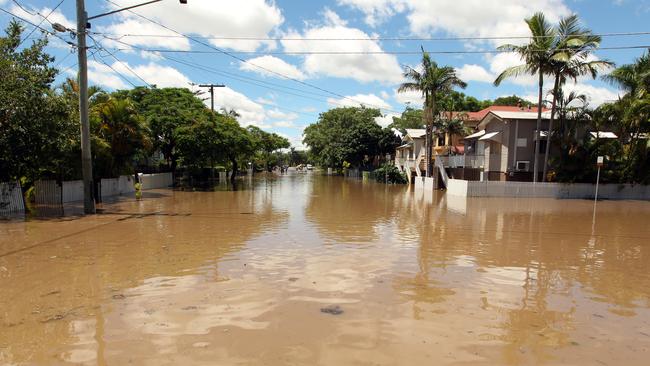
0;181;24;216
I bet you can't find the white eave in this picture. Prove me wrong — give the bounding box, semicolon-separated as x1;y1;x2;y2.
464;130;486;139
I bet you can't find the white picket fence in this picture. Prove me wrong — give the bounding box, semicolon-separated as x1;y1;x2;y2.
100;175;136;200
447;179;650;200
0;181;24;215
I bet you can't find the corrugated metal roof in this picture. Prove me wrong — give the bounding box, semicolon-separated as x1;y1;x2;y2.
490;111;553;120
479;131;501;141
405;129;426;138
464;130;486;139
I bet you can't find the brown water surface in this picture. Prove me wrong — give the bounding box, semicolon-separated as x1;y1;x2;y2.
1;173;650;365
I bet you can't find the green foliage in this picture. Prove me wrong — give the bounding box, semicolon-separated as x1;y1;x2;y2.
115;87;208;172
0;21;71;182
492;95;533;107
390;107;424;134
247;126;290;171
91;97;151;177
373;164;408;184
303;107;397;168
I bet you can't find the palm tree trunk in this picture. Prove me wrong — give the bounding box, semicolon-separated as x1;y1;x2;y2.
542;74;560;182
533;69;544;184
427;97;436;178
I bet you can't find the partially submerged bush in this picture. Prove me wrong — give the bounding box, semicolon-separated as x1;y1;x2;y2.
373;165;407;184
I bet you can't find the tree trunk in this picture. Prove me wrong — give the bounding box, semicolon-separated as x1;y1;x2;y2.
533;69;544;184
542;74;560;182
426;97;436;178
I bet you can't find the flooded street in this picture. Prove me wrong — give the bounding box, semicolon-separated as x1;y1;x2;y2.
1;173;650;365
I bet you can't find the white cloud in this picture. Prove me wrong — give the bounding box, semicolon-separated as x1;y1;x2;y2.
240;55;306;80
273;120;294;128
337;0;406;27
103;0;283;52
113;62;192;88
488;52;537;86
562;82;621;107
393;89;423;107
375;113;400;127
340;0;571;46
211;87;268;127
267;108;299;120
80;61;191;90
9;3;75;29
327;93;392;110
281;10;403;84
83;60;128;90
456;64;494;83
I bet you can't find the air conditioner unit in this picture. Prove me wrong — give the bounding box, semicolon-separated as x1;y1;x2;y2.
516;161;530;171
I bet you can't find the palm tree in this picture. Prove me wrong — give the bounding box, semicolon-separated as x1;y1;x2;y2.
435;117;470;155
398;47;466;177
494;12;556;183
541;15;613;181
603;50;650;99
92;97;151;176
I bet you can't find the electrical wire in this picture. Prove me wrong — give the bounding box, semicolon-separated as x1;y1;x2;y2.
0;6;75;47
100;0;402;113
88;33;152;87
90;31;650;42
105;44;650;56
17;0;66;47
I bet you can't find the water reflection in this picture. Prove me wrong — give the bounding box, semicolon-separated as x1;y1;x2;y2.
1;173;649;365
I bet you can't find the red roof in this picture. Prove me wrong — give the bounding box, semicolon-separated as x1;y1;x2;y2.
466;105;550;121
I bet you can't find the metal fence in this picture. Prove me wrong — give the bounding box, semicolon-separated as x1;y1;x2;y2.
0;181;24;216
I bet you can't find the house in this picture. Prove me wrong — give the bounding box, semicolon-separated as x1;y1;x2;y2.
462;109;553;181
395;129;427;179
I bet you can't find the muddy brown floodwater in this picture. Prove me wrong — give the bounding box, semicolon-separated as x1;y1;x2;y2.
1;173;650;365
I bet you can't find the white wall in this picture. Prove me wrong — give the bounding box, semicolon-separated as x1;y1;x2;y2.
140;172;173;190
447;180;650;200
62;180;83;203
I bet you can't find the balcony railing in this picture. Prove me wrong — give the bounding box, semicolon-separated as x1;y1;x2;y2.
437;155;485;169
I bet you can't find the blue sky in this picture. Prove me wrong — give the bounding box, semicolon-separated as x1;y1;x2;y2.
1;0;649;148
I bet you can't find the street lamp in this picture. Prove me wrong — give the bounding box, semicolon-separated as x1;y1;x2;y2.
53;0;187;214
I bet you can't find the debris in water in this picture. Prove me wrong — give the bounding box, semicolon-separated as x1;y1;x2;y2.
112;294;126;300
288;277;299;282
320;305;343;315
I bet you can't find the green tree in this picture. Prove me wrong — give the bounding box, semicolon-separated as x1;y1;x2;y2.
493;95;533;107
303;107;388;169
247;126;290;171
495;12;556;183
91;97;151;177
0;21;70;184
115;87;208;173
542;15;613;181
398;48;467;177
390;107;424;135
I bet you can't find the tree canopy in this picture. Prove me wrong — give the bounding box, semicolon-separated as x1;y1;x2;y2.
303;107;398;168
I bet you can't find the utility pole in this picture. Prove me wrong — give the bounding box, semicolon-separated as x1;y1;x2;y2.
76;0;94;214
57;0;188;214
198;84;225;112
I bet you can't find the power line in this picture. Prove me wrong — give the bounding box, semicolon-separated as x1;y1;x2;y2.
16;0;66;47
90;31;650;42
0;6;75;47
91;52;138;88
106;45;650;56
91;33;324;117
88;34;152;87
100;0;401;113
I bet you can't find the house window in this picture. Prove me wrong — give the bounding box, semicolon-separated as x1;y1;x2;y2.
537;140;547;153
516;161;530;171
516;138;527;147
437;136;445;146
